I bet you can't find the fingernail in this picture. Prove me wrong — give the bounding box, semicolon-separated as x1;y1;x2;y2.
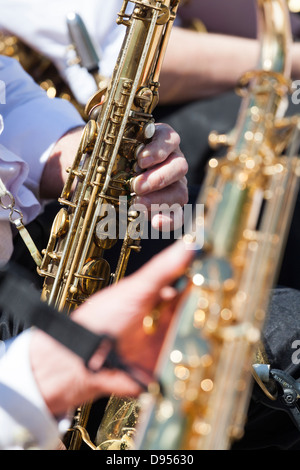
135;143;145;159
133;175;150;194
133;162;142;175
138;153;153;169
183;234;204;254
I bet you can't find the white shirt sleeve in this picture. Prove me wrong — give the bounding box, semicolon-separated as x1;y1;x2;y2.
0;55;84;198
0;55;84;264
0;143;42;264
0;330;70;450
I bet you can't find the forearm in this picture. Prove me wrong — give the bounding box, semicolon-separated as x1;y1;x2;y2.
291;42;300;80
160;28;300;105
39;126;83;199
159;29;260;104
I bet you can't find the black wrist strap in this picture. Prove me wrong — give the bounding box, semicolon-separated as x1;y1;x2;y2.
0;263;156;392
0;263;114;368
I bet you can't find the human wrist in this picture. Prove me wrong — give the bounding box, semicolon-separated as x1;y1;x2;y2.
30;329;83;416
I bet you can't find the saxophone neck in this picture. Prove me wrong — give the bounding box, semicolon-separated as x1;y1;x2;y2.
257;0;292;77
229;0;293;155
209;0;293;152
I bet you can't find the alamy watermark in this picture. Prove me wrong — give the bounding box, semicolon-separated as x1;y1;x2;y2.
0;80;5;105
0;79;6;135
291;340;300;365
291;81;300;105
95;196;205;249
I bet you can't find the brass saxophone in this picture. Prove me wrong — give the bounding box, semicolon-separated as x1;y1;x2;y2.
37;0;181;450
133;0;300;450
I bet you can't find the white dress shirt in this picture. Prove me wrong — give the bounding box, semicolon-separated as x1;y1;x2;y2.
0;0;126;105
0;55;84;449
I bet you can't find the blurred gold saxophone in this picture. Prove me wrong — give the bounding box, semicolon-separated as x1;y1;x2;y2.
133;0;300;450
37;0;181;450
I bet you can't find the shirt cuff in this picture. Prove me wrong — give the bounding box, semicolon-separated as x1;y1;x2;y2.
6;98;84;199
0;329;70;449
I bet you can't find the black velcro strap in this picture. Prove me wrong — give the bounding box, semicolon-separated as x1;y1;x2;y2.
0;263;113;367
0;263;159;392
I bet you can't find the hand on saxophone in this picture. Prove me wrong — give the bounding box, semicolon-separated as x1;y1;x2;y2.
40;123;189;232
29;239;194;417
131;123;189;232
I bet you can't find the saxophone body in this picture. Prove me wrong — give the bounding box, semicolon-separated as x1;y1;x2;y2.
38;0;180;311
37;0;180;450
134;0;300;450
